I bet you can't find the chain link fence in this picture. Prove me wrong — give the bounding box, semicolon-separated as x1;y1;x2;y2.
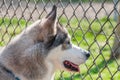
0;0;120;80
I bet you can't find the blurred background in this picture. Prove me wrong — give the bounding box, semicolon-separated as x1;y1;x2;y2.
0;0;120;80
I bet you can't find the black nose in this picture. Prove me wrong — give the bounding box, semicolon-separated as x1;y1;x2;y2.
86;52;90;58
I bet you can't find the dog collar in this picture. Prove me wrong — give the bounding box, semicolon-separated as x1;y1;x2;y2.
5;68;20;80
0;63;20;80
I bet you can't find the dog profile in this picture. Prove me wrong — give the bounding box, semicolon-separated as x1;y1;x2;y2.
0;5;90;80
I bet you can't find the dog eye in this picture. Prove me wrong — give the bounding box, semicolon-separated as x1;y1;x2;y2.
66;40;71;45
67;41;70;44
62;41;71;50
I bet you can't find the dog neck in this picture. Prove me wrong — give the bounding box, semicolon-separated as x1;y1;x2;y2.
43;60;55;80
51;73;55;80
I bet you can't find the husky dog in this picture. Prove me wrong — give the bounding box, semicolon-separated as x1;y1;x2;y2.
0;5;90;80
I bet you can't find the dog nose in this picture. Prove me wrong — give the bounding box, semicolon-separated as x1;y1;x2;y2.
85;52;90;58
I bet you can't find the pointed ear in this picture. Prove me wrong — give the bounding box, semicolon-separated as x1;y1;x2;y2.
46;5;57;21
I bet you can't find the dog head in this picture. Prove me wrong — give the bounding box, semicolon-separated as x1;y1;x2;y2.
38;5;90;72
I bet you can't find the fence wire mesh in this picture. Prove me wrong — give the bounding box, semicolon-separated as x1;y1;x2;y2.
0;0;120;80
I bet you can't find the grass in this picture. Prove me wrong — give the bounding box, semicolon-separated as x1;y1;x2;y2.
0;18;31;46
56;16;120;80
0;17;120;80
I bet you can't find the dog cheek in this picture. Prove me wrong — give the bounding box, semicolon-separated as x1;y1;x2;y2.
62;49;86;65
59;51;71;63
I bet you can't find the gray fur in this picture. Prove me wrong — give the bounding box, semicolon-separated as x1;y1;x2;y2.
0;5;90;80
0;5;59;80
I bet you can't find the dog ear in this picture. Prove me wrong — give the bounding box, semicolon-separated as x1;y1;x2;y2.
45;5;57;21
41;5;57;44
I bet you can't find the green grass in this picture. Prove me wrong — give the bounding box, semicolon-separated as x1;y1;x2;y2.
0;17;120;80
0;18;31;46
56;16;120;80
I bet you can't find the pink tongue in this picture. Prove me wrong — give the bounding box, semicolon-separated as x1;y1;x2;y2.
64;60;80;72
71;62;79;69
70;62;80;72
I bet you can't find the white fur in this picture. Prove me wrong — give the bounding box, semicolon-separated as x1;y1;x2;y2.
46;44;89;73
42;61;55;80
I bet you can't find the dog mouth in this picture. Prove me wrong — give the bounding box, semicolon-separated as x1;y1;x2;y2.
63;60;79;72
